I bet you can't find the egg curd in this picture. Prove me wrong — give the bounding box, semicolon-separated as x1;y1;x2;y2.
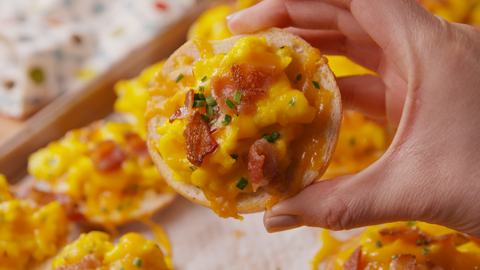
114;61;164;138
0;175;69;270
326;222;480;270
28;121;173;226
148;36;334;219
51;231;169;270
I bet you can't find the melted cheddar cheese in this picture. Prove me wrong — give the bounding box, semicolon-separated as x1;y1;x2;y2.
329;222;480;270
28;121;173;225
150;36;334;219
114;62;164;138
0;175;69;270
52;232;169;270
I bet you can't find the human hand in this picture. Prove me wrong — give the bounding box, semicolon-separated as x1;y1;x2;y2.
228;0;480;237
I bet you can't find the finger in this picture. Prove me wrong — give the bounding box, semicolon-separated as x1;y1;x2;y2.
285;28;382;72
227;0;375;45
337;75;386;119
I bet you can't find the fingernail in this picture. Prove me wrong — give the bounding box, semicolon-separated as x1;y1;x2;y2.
265;215;301;233
226;10;243;21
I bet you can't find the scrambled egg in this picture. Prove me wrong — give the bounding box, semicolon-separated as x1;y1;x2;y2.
327;222;480;269
52;231;169;270
151;36;333;218
28;121;173;225
0;175;69;270
114;62;164;138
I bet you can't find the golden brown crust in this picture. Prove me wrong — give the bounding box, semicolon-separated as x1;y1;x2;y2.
147;27;342;214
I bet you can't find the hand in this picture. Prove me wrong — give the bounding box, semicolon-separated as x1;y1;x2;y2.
228;0;480;237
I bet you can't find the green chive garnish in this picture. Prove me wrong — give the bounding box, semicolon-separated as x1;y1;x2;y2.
296;74;302;81
194;93;206;100
209;119;217;125
234;91;242;103
222;114;232;126
424;239;428;245
206;105;214;117
289;97;296;106
422;248;430;255
125;201;131;207
190;166;197;171
416;239;422;246
117;205;122;211
350;138;355;145
263;134;272;142
192;100;206;108
206;96;217;107
230;155;238;160
201;75;207;82
263;132;280;143
174;74;183;83
407;221;416;227
120;267;125;270
270;132;280;141
225;98;236;109
133;257;143;267
375;241;382;247
200;114;210;123
392;254;398;259
199;86;205;92
236;177;248;190
312;81;320;89
101;207;107;213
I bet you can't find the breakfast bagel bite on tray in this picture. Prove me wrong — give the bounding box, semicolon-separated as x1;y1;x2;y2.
146;27;342;219
20;120;176;229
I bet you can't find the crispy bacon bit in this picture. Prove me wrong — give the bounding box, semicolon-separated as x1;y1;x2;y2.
124;133;149;157
210;74;239;115
231;63;275;95
247;138;278;192
184;110;219;166
88;140;127;172
53;254;103;270
344;246;362;270
390;254;417;270
170;89;194;123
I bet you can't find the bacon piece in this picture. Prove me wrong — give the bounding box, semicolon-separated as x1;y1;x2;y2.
343;246;362;270
210;74;239;115
88;140;127;172
124;132;150;157
169;89;194;123
247;138;278;192
390;254;417;270
184;110;219;166
53;254;103;270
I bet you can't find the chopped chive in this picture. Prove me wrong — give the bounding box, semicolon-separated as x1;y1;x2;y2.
206;95;217;107
209;118;217;125
199;86;205;92
132;184;139;190
101;207;107;213
196;186;200;189
289;97;296;106
234;91;242;104
125;201;132;207
194;93;206;100
263;132;280;143
417;239;422;246
236;177;248;190
189;166;197;171
133;257;143;268
422;248;430;255
174;74;183;83
407;221;416;227
201;75;207;82
225;98;236;109
120;267;125;270
200;114;210;123
375;241;382;247
230;155;238;160
424;239;428;245
312;81;320;89
350;138;355;146
392;254;398;259
192;100;206;108
206;105;214;117
296;74;302;81
117;205;122;211
222;114;232;126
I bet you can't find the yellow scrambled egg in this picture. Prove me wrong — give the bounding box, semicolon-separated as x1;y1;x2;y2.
52;231;169;270
327;222;480;270
28;121;173;225
0;175;69;270
114;62;164;138
149;36;333;219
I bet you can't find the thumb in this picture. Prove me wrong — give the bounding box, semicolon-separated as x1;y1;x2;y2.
263;154;434;233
